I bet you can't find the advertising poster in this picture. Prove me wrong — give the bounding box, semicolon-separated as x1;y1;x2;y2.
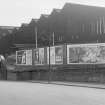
26;50;32;65
47;47;55;64
55;46;63;64
16;50;26;65
98;45;105;63
39;48;44;64
47;45;63;65
79;44;105;63
34;48;45;65
79;45;100;63
67;47;80;63
67;44;105;64
34;49;39;64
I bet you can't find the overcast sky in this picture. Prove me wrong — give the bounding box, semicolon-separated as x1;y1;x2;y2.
0;0;105;26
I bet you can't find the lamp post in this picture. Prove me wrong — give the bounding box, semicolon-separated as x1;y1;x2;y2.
35;27;38;48
33;19;38;48
52;32;55;46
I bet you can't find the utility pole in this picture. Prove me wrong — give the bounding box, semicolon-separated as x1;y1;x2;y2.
102;16;105;34
35;27;38;48
52;32;55;46
99;17;102;35
97;20;99;35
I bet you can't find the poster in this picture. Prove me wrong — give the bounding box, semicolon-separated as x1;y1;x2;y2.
47;47;55;64
79;45;105;63
79;45;100;63
33;48;45;65
67;44;105;64
34;49;39;64
47;45;63;64
55;46;63;64
26;50;32;65
16;50;32;65
16;50;26;65
67;47;80;63
98;45;105;63
39;48;44;64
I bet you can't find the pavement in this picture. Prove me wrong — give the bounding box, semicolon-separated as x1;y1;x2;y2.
29;80;105;89
0;81;105;105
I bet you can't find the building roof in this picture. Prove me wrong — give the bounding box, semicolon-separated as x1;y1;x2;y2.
31;18;39;23
21;23;29;27
14;44;36;49
53;8;61;13
0;26;19;30
41;14;49;18
63;2;105;9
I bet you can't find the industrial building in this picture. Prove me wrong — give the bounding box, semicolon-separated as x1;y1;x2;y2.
13;3;105;47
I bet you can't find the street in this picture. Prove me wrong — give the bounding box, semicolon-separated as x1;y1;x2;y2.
0;81;105;105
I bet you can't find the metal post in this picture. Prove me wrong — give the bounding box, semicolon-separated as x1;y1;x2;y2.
35;27;37;48
97;20;99;35
100;17;102;35
52;32;55;46
103;16;105;34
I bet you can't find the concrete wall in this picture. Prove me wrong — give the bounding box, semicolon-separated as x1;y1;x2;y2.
5;69;105;83
16;71;32;81
7;71;17;81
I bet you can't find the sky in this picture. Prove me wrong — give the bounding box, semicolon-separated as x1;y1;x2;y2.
0;0;105;26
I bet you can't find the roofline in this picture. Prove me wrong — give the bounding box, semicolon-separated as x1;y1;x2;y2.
63;2;105;9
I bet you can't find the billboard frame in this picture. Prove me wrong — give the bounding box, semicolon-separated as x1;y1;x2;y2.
67;43;105;64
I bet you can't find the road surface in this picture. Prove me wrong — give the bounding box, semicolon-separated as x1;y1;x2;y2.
0;81;105;105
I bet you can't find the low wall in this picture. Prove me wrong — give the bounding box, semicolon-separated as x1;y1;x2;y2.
7;71;17;81
6;64;105;83
32;71;49;80
16;71;32;81
10;70;105;83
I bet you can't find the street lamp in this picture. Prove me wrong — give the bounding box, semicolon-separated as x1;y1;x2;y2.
34;19;38;49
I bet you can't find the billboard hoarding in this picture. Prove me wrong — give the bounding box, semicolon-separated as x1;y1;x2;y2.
33;48;45;65
47;47;55;64
16;50;32;65
47;45;63;65
16;50;26;65
67;44;105;64
39;48;44;64
26;50;32;65
55;46;63;64
34;49;39;64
